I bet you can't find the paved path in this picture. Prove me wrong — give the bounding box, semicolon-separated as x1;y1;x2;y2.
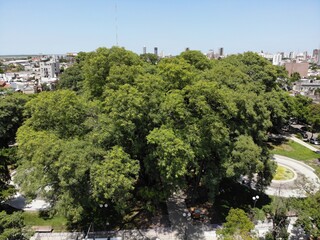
5;193;49;211
266;154;320;197
288;135;319;151
5;171;50;211
166;191;217;240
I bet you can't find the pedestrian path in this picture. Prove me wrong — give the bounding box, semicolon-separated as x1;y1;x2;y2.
288;135;318;151
166;191;217;240
266;154;320;197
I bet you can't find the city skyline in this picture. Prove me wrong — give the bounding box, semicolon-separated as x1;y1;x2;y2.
0;0;319;55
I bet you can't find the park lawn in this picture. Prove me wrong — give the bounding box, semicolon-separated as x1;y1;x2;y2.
273;165;295;180
270;140;320;177
271;140;319;161
23;211;68;232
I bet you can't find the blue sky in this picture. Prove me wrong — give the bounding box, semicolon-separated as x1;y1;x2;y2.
0;0;319;55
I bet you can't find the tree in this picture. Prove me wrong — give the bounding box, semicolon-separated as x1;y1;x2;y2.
22;90;89;138
290;72;301;82
263;90;295;133
0;94;30;203
217;208;255;240
158;57;197;90
83;47;142;99
263;197;289;240
0;211;27;240
292;191;320;238
224;135;263;182
292;95;312;124
14;48;293;228
146;126;195;188
90;146;140;214
140;53;159;65
307;103;320;138
57;63;84;91
0;148;17;202
179;50;211;71
0;94;31;148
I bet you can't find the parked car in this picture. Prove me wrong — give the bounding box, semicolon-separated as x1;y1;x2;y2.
309;138;320;145
302;133;309;141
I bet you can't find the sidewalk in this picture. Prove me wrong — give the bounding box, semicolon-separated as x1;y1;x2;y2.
287;135;318;151
166;191;217;240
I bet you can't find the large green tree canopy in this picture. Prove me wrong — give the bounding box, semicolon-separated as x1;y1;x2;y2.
15;48;293;226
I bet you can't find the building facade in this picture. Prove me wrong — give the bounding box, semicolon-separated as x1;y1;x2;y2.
40;59;60;79
284;62;308;78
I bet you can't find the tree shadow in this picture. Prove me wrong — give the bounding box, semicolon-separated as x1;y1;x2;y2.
0;203;22;214
38;209;51;220
212;179;271;223
186;179;272;225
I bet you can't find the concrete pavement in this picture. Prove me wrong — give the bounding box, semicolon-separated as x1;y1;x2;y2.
266;154;320;197
5;171;50;211
166;191;218;240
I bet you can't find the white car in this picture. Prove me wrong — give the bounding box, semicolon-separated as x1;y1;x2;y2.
309;138;320;145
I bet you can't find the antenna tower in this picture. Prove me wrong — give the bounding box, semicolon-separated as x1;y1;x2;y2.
115;1;119;46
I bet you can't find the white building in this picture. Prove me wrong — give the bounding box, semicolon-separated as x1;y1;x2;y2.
258;52;273;61
272;54;282;66
40;59;60;79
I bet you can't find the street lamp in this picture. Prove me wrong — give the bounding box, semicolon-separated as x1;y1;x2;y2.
182;212;191;240
99;203;108;208
85;203;109;240
99;203;109;230
252;195;259;208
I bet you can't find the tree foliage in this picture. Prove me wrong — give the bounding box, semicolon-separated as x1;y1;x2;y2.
0;94;31;147
14;48;296;227
0;211;27;240
217;208;255;240
0;94;30;202
292;191;320;238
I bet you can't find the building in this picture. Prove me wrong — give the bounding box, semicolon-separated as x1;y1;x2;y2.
303;51;308;60
206;50;215;59
285;62;309;78
289;52;296;59
272;54;282;66
154;47;158;56
143;46;146;55
293;79;320;97
40;58;60;79
313;49;319;59
219;47;224;56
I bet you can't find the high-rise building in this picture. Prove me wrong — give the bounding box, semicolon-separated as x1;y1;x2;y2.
313;49;319;63
143;46;146;55
272;54;282;66
313;49;319;58
154;47;158;56
303;51;308;60
219;47;224;56
289;51;296;59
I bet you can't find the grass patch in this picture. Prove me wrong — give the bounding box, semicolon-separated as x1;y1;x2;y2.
270;139;320;177
271;140;319;161
23;211;67;232
273;165;295;180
